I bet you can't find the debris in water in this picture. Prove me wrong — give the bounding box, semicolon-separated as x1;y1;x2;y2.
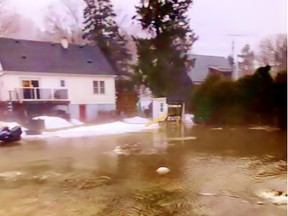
156;167;170;175
113;146;130;156
98;176;111;180
271;195;287;205
256;189;287;205
32;171;61;181
113;143;142;156
211;127;223;130
166;136;197;141
64;176;112;190
0;171;24;179
198;192;217;196
249;126;280;132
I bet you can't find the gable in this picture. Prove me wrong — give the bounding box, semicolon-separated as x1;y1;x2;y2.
0;38;115;76
188;54;232;83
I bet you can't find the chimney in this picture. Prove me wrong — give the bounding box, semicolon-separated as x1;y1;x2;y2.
61;38;69;49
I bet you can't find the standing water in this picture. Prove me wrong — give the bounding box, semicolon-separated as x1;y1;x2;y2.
0;126;286;215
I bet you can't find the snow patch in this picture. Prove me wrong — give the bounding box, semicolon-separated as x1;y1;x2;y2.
39;121;158;138
33;116;73;129
32;116;83;129
122;116;151;124
1;116;158;139
70;118;84;126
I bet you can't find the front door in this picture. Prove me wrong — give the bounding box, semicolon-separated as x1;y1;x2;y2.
22;80;39;99
31;80;40;99
79;105;86;122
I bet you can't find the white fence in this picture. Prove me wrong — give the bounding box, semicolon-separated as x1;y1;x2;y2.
14;87;69;102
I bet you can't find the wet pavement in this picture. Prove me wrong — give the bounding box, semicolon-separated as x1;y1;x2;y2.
0;126;286;216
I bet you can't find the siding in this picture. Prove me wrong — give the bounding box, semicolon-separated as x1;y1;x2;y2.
0;72;116;105
152;98;168;119
69;103;116;122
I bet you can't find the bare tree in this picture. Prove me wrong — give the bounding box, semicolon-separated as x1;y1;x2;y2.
238;44;255;76
41;0;86;44
257;34;287;72
0;0;20;37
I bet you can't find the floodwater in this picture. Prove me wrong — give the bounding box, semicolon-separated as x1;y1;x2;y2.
0;125;286;216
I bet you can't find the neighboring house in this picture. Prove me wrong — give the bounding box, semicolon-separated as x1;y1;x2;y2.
0;37;117;122
151;54;233;119
188;54;233;84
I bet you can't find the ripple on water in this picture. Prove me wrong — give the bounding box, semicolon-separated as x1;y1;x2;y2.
0;127;286;215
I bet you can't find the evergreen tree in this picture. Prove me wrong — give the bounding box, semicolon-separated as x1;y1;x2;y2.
134;0;197;97
192;66;277;125
83;0;131;76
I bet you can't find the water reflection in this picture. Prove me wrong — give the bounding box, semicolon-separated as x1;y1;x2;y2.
0;126;286;215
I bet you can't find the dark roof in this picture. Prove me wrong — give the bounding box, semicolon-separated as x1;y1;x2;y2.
0;37;115;75
208;66;232;72
188;54;232;82
166;92;189;103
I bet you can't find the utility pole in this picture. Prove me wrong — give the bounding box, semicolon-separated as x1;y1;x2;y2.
227;34;249;80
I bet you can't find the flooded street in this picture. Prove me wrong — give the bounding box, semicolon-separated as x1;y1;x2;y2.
0;126;286;216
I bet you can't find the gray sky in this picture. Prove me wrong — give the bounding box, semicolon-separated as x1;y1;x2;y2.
9;0;287;57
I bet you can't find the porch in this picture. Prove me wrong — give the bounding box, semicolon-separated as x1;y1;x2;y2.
9;87;69;102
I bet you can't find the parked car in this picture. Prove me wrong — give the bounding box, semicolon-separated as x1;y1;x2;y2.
0;126;22;145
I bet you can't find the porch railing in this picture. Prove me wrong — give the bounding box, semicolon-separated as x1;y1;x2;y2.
14;87;69;102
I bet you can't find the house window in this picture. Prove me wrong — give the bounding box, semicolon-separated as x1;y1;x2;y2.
21;79;40;99
60;80;65;87
93;81;105;94
160;103;164;112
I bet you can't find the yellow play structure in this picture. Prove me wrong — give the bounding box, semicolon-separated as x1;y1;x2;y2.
146;101;184;127
145;113;167;127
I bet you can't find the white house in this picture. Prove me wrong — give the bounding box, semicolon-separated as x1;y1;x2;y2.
152;97;168;120
0;37;117;122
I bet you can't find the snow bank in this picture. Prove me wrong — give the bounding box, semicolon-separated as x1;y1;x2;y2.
70;119;84;126
122;116;151;124
33;116;73;129
1;116;158;139
32;116;83;129
24;121;158;139
43;121;158;138
0;117;83;133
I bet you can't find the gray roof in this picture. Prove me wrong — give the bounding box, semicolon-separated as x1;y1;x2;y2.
0;37;115;75
188;54;232;82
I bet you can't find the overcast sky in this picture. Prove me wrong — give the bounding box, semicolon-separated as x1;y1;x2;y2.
9;0;287;57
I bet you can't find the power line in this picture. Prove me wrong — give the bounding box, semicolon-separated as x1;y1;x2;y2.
227;34;250;80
